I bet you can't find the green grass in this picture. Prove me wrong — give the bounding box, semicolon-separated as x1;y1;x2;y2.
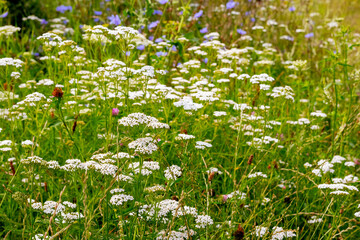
0;0;359;239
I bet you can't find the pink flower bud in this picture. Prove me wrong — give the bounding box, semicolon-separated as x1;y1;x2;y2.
112;108;119;116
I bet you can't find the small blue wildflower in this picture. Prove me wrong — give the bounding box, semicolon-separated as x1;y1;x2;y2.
251;17;255;22
305;32;314;38
41;19;48;25
171;45;177;51
56;5;72;13
226;0;238;10
204;58;208;64
194;10;203;19
149;35;154;41
148;20;160;30
153;10;163;15
0;12;8;18
108;15;121;25
126;51;130;56
94;18;99;22
237;29;247;35
200;27;208;34
289;6;296;12
94;10;102;16
156;51;167;57
158;0;169;4
155;38;163;43
137;45;145;51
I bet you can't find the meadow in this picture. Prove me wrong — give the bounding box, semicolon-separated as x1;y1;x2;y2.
0;0;359;239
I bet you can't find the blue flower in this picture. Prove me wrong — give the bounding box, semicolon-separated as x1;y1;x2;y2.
156;51;165;57
155;38;163;43
194;10;203;19
200;27;208;34
305;32;314;38
153;10;163;15
94;10;102;16
149;35;154;41
158;0;169;4
108;15;121;26
0;12;8;18
226;0;238;10
126;51;130;56
237;29;247;35
171;45;177;51
203;58;208;64
56;5;72;13
41;19;48;25
148;20;160;30
289;6;296;12
137;45;145;51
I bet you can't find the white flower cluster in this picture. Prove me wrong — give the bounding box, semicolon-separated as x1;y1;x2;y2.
112;152;134;159
311;159;334;177
30;199;83;223
145;185;166;193
318;183;358;194
271;226;296;240
156;227;196;240
206;167;223;175
332;175;358;183
271;86;295;101
83;25;147;45
247;136;279;147
138;199;198;223
213;111;227;117
286;118;310;125
128;161;160;175
118;112;169;129
307;216;323;224
330;155;346;164
0;139;12;151
164;165;182;181
0;58;24;68
175;134;196;140
248;172;268;178
195;141;212;149
21;140;37;147
110;194;134;206
15;92;49;107
253;226;269;237
250;73;275;84
0;25;21;37
355;205;360;218
226;190;246;200
174;97;203;111
310;110;327;118
195;215;214;228
20;156;46;165
128;137;158;154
